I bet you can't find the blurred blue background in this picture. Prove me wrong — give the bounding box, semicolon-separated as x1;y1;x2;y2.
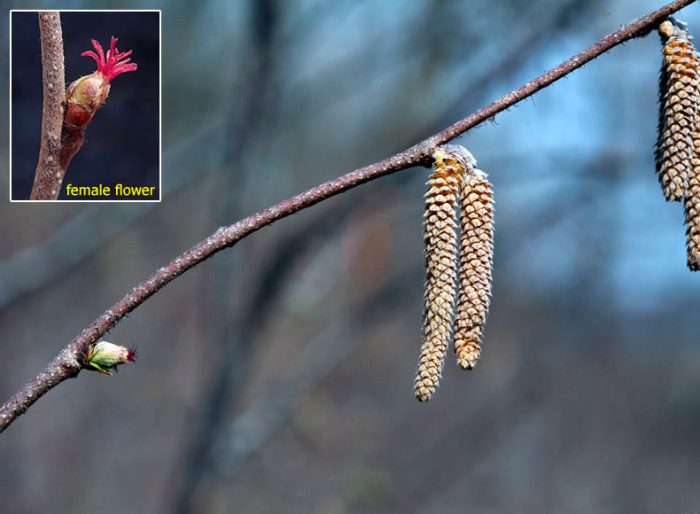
0;1;699;513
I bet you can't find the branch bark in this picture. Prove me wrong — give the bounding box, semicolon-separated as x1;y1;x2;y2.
30;11;66;200
0;0;693;432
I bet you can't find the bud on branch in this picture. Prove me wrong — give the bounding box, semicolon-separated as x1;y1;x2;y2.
85;341;137;375
60;37;138;169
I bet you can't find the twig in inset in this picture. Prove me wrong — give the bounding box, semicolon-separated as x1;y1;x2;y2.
30;12;66;200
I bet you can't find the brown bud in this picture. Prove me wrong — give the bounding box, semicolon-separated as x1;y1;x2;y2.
64;102;92;131
64;72;111;130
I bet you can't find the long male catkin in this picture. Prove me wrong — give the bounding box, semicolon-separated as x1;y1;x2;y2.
454;167;494;370
415;151;462;402
656;19;700;201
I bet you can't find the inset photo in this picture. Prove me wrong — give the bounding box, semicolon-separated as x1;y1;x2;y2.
10;10;161;201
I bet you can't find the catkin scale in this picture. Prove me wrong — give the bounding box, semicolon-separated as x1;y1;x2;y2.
454;170;494;369
415;160;462;402
656;20;700;201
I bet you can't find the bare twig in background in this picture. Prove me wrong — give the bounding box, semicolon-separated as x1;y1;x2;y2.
30;11;65;200
173;2;282;510
213;320;350;475
429;0;602;133
173;196;360;514
0;0;693;433
213;265;414;479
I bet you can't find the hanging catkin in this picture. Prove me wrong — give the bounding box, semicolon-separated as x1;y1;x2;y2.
415;148;463;402
454;166;494;370
686;126;700;270
656;19;700;201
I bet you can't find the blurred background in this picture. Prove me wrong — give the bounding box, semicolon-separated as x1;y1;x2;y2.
0;0;699;513
11;11;160;200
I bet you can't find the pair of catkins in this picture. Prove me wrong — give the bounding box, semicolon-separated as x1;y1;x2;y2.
415;146;494;401
656;18;700;271
413;17;700;402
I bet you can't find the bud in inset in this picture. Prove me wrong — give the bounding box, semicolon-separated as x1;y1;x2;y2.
85;341;137;375
655;18;699;201
64;36;138;130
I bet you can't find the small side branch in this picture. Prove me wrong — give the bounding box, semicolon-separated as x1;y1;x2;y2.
0;0;695;432
30;12;66;200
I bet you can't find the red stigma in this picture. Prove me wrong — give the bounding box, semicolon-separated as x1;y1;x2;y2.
127;346;138;362
81;36;138;82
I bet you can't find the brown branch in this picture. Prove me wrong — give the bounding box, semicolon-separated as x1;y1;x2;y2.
30;11;66;200
0;0;693;433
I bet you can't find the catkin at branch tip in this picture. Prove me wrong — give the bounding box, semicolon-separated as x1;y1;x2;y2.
656;19;700;201
454;168;494;370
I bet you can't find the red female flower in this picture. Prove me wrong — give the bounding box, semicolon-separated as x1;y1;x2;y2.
81;36;138;82
63;36;138;132
60;36;139;170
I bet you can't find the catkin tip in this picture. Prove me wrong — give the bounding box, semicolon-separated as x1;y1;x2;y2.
415;381;436;402
456;348;480;370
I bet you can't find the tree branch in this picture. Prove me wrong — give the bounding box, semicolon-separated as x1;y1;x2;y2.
30;11;66;200
0;0;693;433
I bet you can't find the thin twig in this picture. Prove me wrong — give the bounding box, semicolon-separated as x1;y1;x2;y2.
0;0;693;433
30;11;66;200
